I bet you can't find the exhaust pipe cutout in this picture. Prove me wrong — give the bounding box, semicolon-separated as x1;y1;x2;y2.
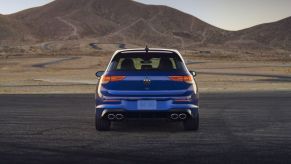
116;114;124;120
179;113;187;120
107;114;116;120
170;113;179;120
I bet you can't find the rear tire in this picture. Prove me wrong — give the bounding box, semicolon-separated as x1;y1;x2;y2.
183;113;199;131
95;116;111;131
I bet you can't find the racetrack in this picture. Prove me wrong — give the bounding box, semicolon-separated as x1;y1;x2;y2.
0;92;291;164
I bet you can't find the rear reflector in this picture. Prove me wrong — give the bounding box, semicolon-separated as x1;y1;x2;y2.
101;76;125;84
173;99;191;104
174;99;191;102
169;76;193;84
103;99;121;103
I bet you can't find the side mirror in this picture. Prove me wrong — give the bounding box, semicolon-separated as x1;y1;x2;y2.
190;71;197;77
96;71;105;78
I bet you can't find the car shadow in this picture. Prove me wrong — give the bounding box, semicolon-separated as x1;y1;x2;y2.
111;119;187;133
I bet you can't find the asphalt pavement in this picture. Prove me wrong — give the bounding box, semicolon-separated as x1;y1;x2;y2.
0;92;291;164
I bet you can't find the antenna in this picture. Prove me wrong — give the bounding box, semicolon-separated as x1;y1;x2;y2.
145;45;149;53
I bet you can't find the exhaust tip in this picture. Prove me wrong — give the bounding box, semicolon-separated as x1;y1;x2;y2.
116;114;124;120
170;113;179;120
108;114;116;120
179;113;187;120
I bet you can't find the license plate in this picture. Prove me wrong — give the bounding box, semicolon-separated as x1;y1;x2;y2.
137;100;157;110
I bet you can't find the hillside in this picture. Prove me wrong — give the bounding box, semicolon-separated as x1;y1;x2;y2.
8;0;227;48
0;14;33;43
0;0;290;51
226;17;291;50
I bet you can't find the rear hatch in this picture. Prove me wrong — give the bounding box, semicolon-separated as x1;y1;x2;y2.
102;72;193;97
100;51;193;97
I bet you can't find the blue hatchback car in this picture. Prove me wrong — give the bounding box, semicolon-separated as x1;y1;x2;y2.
95;48;199;131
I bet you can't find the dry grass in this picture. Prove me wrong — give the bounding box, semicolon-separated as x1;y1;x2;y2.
0;52;291;94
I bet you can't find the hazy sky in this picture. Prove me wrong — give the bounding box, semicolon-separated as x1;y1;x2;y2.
0;0;53;14
0;0;291;31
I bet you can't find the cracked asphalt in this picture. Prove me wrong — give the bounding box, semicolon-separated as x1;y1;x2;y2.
0;92;291;164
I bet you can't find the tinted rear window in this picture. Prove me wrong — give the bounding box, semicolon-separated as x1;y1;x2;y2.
108;52;187;72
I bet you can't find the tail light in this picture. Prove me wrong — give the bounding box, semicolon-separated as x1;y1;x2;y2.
101;76;125;84
169;75;194;84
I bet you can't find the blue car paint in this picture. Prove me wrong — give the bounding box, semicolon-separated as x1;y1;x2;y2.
95;49;199;119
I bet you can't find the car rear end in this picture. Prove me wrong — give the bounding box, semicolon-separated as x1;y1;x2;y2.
95;49;199;131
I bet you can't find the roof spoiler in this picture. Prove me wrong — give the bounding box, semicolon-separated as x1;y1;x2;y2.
145;45;149;53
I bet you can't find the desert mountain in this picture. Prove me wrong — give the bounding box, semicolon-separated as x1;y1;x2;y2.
0;14;33;43
0;0;290;51
227;17;291;50
7;0;227;48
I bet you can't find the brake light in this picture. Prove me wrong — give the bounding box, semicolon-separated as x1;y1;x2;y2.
101;76;125;84
169;76;193;84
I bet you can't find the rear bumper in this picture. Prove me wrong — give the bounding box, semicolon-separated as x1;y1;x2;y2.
95;96;199;120
96;108;199;120
96;99;198;110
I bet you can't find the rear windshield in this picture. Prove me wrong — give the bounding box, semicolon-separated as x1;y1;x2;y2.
108;52;187;72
